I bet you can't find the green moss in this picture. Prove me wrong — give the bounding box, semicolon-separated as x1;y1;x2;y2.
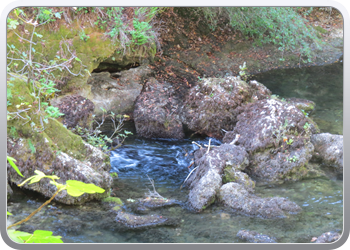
222;167;237;183
112;205;122;211
7;74;92;160
102;197;124;206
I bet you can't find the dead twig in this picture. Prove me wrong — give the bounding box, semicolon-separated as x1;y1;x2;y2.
180;166;198;190
145;174;164;199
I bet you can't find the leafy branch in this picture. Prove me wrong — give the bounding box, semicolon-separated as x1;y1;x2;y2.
7;159;105;243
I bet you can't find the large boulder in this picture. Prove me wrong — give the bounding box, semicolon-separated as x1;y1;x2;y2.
311;133;343;173
7;76;112;205
86;65;152;117
223;98;320;184
181;76;271;139
7;136;112;205
133;78;184;139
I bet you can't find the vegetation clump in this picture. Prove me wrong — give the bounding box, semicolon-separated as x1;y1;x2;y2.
198;7;323;62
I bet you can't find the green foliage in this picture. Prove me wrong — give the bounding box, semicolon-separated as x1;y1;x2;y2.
93;7;161;52
286;138;294;145
130;20;153;45
8;229;63;243
239;62;250;81
79;29;90;42
37;7;62;23
198;7;323;62
287;155;298;162
110;172;118;178
301;109;309;117
7;8;87;132
44;106;64;118
65;180;105;197
7;156;23;177
9;126;18;138
27;139;36;154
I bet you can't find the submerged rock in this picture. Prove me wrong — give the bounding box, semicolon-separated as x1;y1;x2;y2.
137;197;180;209
314;231;341;243
134;78;184;139
219;182;301;219
237;230;277;243
311;133;343;173
115;211;179;230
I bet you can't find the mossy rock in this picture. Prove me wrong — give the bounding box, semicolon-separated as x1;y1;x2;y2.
7;75;112;205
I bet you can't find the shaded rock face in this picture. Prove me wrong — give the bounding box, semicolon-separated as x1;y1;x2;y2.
237;230;277;243
87;65;152;116
53;95;95;129
7;138;112;205
219;182;301;219
223;98;319;184
311;133;343;173
133;78;184;139
7;183;13;200
182;76;271;139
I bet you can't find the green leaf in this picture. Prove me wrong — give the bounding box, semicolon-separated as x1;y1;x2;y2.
27;139;36;154
7;156;24;177
7;229;31;243
7;211;12;216
66;180;105;197
20;170;49;186
43;9;52;15
22;230;63;243
74;57;81;62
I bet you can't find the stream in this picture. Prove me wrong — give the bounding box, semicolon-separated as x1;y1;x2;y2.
7;62;343;243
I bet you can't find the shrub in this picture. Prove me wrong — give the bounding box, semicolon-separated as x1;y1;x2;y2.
198;7;323;62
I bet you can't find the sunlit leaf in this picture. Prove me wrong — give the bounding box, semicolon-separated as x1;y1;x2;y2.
7;156;24;177
66;180;105;197
21;230;63;243
7;229;31;243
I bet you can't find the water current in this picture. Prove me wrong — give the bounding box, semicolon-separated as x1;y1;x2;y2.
7;62;343;243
